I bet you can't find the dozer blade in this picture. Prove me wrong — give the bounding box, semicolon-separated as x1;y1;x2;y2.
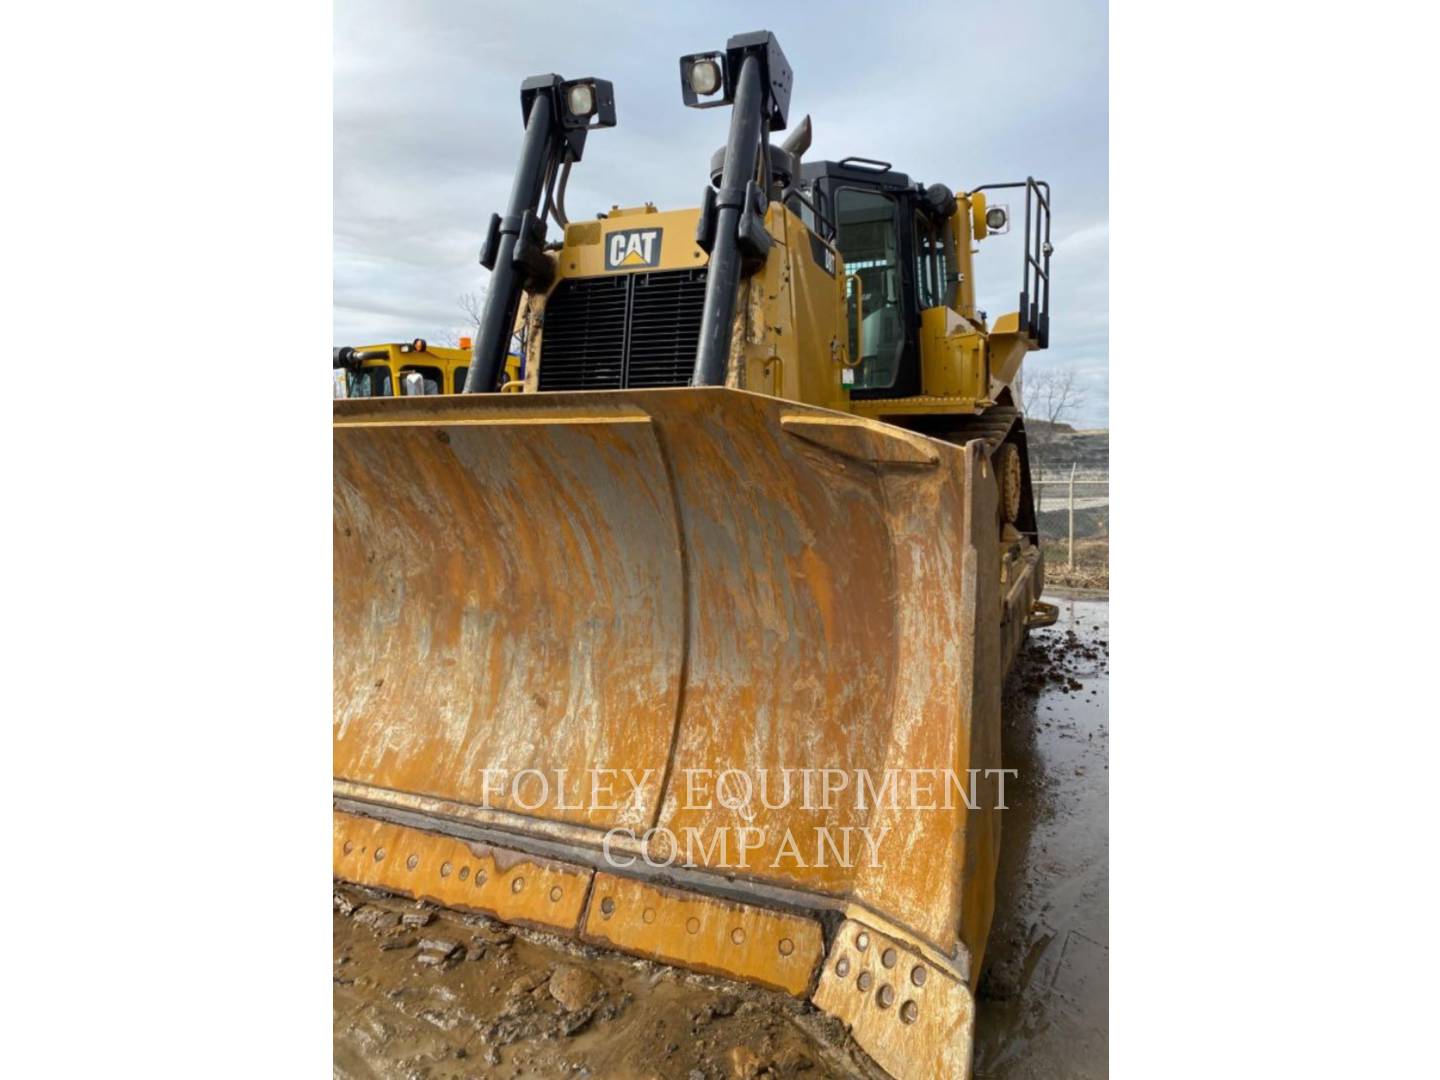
334;387;1038;1080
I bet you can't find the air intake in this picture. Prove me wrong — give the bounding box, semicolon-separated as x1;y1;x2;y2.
538;268;707;391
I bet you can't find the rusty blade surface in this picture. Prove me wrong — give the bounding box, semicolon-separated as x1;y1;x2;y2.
335;397;683;835
334;387;1002;973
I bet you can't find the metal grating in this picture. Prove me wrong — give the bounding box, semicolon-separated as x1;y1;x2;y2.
536;275;628;390
626;268;708;388
537;267;707;391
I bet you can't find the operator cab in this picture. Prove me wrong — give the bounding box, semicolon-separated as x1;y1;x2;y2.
792;158;955;399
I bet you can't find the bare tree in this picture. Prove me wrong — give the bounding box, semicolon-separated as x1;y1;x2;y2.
1023;367;1087;475
420;291;486;350
458;291;484;337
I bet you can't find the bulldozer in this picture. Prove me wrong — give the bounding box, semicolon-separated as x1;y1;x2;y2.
334;30;1055;1080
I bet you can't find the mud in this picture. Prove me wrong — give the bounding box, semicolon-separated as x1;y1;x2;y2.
334;597;1108;1079
334;891;886;1080
973;597;1109;1079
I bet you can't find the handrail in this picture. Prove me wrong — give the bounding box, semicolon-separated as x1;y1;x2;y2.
968;178;1051;348
844;273;865;369
780;184;835;238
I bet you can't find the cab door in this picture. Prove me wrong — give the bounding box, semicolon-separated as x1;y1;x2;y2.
831;185;923;397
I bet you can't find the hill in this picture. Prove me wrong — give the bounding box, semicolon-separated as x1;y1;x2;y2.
1026;421;1108;475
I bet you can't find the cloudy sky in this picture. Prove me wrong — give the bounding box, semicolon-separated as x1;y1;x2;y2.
335;0;1107;425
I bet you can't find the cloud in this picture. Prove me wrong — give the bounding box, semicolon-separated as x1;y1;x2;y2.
335;0;1108;424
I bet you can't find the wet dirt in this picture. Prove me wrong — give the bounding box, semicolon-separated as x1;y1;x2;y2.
973;597;1109;1079
333;597;1108;1079
333;893;887;1080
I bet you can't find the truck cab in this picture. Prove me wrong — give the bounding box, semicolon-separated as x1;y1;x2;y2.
332;341;520;398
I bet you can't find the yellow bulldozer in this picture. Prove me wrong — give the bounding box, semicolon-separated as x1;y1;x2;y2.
334;30;1055;1080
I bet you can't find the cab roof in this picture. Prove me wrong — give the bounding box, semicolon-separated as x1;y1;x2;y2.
799;158;916;192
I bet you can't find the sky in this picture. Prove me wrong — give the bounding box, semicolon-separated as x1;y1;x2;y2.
335;0;1108;426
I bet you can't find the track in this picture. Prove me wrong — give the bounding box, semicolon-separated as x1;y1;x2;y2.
921;404;1040;543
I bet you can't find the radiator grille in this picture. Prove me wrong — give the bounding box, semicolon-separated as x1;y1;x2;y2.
538;268;706;391
535;275;628;390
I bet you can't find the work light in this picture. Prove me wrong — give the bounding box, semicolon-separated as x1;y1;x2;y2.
566;81;596;118
679;51;732;109
688;58;722;96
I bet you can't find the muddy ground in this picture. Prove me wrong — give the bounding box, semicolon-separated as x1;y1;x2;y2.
334;597;1108;1079
973;596;1109;1078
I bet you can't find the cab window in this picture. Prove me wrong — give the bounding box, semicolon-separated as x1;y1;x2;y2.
834;187;903;390
399;366;444;395
360;366;394;397
914;212;947;309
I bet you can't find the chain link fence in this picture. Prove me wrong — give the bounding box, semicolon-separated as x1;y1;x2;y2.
1033;466;1109;590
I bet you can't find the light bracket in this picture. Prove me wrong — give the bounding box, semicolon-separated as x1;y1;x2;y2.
678;31;792;130
679;52;730;110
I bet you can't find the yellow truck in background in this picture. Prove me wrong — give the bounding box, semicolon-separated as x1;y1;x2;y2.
332;339;521;397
